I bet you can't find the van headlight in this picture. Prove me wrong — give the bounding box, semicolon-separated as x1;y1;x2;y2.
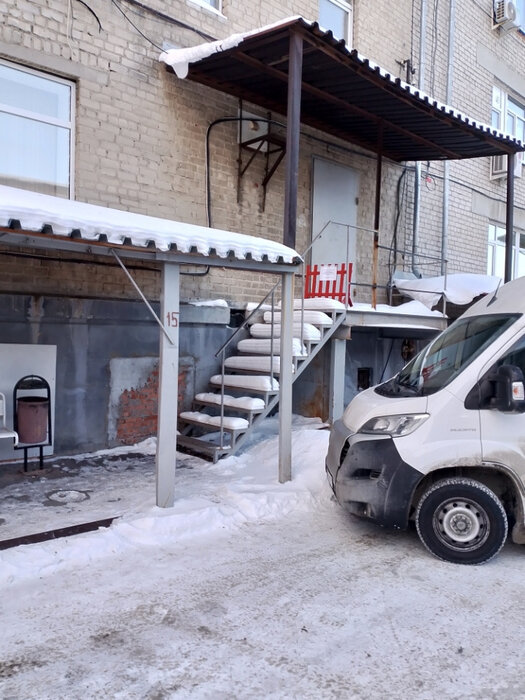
358;413;429;437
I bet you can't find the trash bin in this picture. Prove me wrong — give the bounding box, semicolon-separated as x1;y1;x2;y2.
16;396;49;444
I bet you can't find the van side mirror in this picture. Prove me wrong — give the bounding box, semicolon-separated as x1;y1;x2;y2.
493;364;525;413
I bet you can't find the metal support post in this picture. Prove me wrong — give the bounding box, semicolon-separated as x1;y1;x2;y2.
283;31;303;249
156;262;180;507
329;338;346;423
279;271;294;483
372;133;383;308
505;153;515;283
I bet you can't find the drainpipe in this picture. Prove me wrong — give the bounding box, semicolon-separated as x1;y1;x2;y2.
505;153;515;282
413;0;428;277
442;0;456;274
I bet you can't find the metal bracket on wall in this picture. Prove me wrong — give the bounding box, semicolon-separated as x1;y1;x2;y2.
237;109;286;212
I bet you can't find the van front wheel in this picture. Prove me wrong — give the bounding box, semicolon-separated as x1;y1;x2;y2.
415;478;508;565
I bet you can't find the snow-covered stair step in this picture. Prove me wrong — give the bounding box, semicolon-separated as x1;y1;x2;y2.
179;411;249;431
263;310;334;326
195;392;265;412
224;355;291;374
237;338;307;357
176;434;232;460
250;322;321;341
210;374;279;394
281;297;347;311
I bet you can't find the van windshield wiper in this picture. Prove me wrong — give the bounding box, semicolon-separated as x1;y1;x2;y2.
394;378;420;394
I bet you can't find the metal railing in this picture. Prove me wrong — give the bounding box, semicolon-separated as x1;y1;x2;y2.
208;220;448;451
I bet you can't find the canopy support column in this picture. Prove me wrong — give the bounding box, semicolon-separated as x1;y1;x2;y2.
156;262;180;507
283;31;303;249
505;153;515;283
372;127;383;308
279;270;294;482
329;337;346;423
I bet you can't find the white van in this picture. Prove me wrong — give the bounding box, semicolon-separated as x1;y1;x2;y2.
325;276;525;565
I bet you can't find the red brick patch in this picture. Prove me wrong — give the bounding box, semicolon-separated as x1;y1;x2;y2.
115;365;188;445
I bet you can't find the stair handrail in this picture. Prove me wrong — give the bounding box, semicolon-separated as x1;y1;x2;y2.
211;220;356;449
214;280;281;359
215;220;351;359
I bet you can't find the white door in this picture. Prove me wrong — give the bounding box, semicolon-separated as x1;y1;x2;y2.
311;158;359;270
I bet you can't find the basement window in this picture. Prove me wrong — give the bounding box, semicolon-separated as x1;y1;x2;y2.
0;60;74;199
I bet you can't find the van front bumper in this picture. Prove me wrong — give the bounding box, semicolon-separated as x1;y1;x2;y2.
325;419;422;530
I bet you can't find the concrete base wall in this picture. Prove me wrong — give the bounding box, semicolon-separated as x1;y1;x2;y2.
0;294;232;455
293;330;432;422
0;293;437;457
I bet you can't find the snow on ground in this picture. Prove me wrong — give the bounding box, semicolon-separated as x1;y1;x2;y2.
0;417;328;585
2;418;525;699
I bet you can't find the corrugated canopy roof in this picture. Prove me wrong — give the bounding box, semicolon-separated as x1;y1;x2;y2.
160;16;524;162
0;185;300;268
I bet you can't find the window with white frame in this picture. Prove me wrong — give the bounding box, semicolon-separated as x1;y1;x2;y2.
0;60;74;198
517;0;525;30
190;0;221;13
319;0;353;45
487;223;525;279
491;86;524;178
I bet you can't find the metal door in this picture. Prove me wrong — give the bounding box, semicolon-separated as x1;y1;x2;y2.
311;158;359;270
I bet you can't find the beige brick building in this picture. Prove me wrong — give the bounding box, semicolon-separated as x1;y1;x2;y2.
2;0;524;301
0;0;524;453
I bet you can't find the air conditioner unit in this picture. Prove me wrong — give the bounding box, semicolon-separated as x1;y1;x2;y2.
490;152;524;179
491;154;507;179
516;150;524;177
493;0;521;31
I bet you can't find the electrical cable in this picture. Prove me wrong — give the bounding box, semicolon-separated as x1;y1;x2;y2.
429;0;440;96
410;0;416;80
110;0;163;51
205;115;386;228
469;0;497;22
0;250;208;275
423;166;525;213
117;0;216;41
66;0;75;55
0;249;159;271
205;114;525;245
74;0;103;32
380;339;395;382
388;167;408;280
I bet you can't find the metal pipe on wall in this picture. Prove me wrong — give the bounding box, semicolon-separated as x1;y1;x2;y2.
505;153;515;282
412;0;428;277
441;0;456;274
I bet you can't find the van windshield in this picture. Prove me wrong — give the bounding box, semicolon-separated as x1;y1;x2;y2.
376;313;519;397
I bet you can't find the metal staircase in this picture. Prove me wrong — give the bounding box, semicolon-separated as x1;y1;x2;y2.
177;221;353;461
177;286;349;462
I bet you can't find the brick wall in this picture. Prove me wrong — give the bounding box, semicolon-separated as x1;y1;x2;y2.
1;0;525;308
115;364;160;444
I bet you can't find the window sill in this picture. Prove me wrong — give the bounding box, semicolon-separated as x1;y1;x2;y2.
187;0;227;20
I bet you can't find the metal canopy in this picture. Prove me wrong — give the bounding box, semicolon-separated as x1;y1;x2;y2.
163;16;524;163
0;185;301;271
0;185;299;506
161;16;523;279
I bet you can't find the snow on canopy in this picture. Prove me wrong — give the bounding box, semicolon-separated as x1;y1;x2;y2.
159;17;304;79
0;185;300;265
394;273;502;309
159;16;522;149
